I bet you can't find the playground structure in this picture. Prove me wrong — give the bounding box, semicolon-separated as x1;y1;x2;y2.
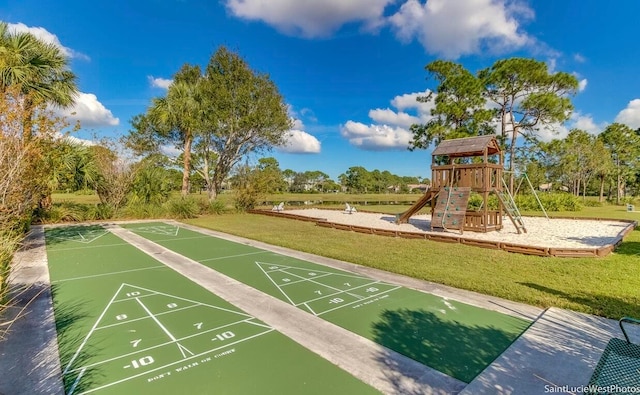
397;135;526;234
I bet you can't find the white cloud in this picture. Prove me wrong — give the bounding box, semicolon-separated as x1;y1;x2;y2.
56;132;95;146
224;0;393;37
615;99;640;129
369;108;421;129
148;76;173;89
341;121;414;151
341;91;434;150
574;53;586;63
388;0;533;59
53;92;119;127
7;22;89;60
534;112;605;142
571;113;602;135
279;130;321;153
160;145;181;158
578;78;588;92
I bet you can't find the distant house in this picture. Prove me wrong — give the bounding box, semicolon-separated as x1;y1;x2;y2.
539;183;552;192
539;183;569;192
407;183;430;192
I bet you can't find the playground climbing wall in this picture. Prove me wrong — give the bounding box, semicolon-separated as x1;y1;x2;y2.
431;187;471;233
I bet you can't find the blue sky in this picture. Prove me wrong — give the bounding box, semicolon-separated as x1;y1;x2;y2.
2;0;640;181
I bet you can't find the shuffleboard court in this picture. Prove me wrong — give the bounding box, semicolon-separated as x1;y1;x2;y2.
123;222;532;383
45;225;381;394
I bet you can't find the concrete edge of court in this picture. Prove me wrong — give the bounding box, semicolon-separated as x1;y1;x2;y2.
108;223;468;395
171;220;545;322
169;220;640;394
2;220;639;395
0;225;65;395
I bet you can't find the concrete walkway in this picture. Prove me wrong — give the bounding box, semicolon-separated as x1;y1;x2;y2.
1;221;638;394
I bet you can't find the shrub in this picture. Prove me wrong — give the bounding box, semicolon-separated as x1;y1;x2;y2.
85;203;115;221
35;202;88;223
165;197;199;219
466;193;499;210
515;192;582;212
0;229;21;303
583;199;603;207
124;201;166;219
201;199;227;215
234;185;261;212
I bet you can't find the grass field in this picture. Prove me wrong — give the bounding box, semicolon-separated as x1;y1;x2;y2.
124;222;530;383
184;212;640;320
51;192;640;319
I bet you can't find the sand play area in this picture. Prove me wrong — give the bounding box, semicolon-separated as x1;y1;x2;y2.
280;208;636;256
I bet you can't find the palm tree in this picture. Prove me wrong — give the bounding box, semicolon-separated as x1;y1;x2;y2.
147;76;203;196
0;22;78;139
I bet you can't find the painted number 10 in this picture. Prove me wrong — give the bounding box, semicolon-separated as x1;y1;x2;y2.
212;331;235;342
129;356;154;369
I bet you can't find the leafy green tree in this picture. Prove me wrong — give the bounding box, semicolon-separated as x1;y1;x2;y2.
202;46;291;200
146;65;204;197
91;141;136;214
255;157;287;193
480;58;578;191
598;123;640;204
282;169;296;192
128;156;176;204
344;166;372;193
562;129;599;197
48;136;98;193
0;22;78;139
410;60;494;150
590;139;612;202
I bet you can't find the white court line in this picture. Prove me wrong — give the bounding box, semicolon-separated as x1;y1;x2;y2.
255;263;296;305
95;303;201;331
51;266;166;284
135;298;196;360
302;303;317;315
62;284;127;376
257;262;376;281
135;297;177;341
293;281;381;306
279;273;332;286
49;230;109;245
67;367;87;395
132;225;180;236
120;283;254;318
199;250;268;263
278;268;359;295
47;242;129;252
152;235;210;243
316;286;403;316
73;328;275;395
256;262;388;307
68;318;264;374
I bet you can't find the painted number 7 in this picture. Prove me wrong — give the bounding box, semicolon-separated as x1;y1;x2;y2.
130;339;141;348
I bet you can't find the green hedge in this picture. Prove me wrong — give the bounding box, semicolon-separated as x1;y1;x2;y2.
467;192;582;212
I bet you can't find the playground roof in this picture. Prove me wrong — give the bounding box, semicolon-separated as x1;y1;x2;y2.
432;135;501;158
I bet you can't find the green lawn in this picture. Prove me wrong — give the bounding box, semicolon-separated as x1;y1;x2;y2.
50;192;640;319
184;212;640;320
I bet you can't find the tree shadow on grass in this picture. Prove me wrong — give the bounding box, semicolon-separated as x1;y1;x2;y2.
610;240;640;256
371;308;526;385
518;282;640;319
